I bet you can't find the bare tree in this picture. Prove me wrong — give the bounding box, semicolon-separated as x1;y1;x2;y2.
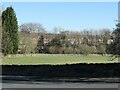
18;23;46;54
53;26;64;34
19;23;46;34
99;28;111;45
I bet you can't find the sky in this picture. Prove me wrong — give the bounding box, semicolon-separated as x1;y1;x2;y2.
1;2;118;32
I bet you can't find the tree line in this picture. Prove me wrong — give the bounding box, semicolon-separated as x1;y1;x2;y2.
18;23;113;55
1;6;120;57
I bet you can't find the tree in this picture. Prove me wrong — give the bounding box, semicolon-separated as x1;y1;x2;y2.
96;43;106;55
50;35;61;47
49;46;57;54
2;6;18;55
102;29;111;45
36;35;45;53
79;44;92;55
2;30;13;55
106;22;120;60
19;23;45;34
82;37;88;45
19;23;45;54
48;34;67;54
0;5;2;53
53;26;64;34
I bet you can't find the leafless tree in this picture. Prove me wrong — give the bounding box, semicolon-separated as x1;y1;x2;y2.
53;26;65;34
19;23;46;34
18;23;46;54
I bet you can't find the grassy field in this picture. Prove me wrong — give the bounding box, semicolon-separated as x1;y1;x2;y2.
2;54;118;65
1;54;118;65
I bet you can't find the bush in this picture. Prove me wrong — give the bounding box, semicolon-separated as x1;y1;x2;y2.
79;44;92;55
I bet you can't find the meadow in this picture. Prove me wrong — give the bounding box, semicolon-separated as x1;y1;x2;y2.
1;54;118;65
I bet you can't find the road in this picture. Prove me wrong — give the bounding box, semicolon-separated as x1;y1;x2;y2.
1;82;119;88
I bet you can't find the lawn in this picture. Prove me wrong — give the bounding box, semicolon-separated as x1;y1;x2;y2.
1;54;118;65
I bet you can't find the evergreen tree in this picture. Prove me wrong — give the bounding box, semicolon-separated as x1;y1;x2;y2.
106;22;120;60
36;35;44;53
2;6;18;55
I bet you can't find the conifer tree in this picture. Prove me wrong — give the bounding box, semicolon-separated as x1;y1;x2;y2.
2;6;18;55
107;22;120;60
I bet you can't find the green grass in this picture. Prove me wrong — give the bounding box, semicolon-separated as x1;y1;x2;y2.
1;54;118;65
